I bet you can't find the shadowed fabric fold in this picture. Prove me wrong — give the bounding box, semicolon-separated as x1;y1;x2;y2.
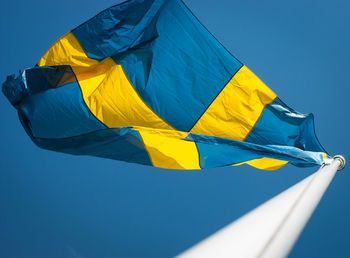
2;0;327;170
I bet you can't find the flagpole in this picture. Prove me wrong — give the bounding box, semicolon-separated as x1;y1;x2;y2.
177;155;346;258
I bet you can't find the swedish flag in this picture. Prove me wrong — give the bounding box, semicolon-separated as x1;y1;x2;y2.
2;0;327;170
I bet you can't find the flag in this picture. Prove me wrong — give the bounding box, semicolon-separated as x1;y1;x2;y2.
2;0;327;170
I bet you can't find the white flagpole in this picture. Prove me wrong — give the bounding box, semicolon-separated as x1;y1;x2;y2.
177;155;346;258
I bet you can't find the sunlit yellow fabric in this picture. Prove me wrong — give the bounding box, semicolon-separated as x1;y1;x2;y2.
322;153;327;160
233;157;288;170
36;33;294;171
135;127;200;170
191;65;276;141
38;32;99;68
37;32;173;130
86;64;174;129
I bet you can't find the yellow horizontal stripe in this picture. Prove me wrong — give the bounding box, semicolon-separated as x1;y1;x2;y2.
37;32;173;130
233;157;288;170
38;34;285;171
190;65;276;141
135;127;200;170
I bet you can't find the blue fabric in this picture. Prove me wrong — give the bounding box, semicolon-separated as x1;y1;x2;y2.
11;65;152;166
2;73;26;105
18;120;153;166
3;66;106;139
17;79;105;139
72;0;162;61
2;66;78;106
24;65;76;94
246;98;326;153
1;0;327;170
72;0;242;131
189;133;325;169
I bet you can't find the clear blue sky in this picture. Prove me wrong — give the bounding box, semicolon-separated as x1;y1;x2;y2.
0;0;349;257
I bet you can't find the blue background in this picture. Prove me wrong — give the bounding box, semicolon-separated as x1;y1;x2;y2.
0;0;349;257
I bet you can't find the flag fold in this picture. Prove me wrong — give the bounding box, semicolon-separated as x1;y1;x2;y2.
2;0;327;170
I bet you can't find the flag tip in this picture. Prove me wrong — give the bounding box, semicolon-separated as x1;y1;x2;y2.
333;155;346;170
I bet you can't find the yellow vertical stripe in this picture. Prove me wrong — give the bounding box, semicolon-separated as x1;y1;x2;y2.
37;32;173;130
85;63;174;129
37;33;287;171
190;65;276;141
136;127;200;170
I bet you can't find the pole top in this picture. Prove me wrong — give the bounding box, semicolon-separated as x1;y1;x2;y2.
333;155;346;170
